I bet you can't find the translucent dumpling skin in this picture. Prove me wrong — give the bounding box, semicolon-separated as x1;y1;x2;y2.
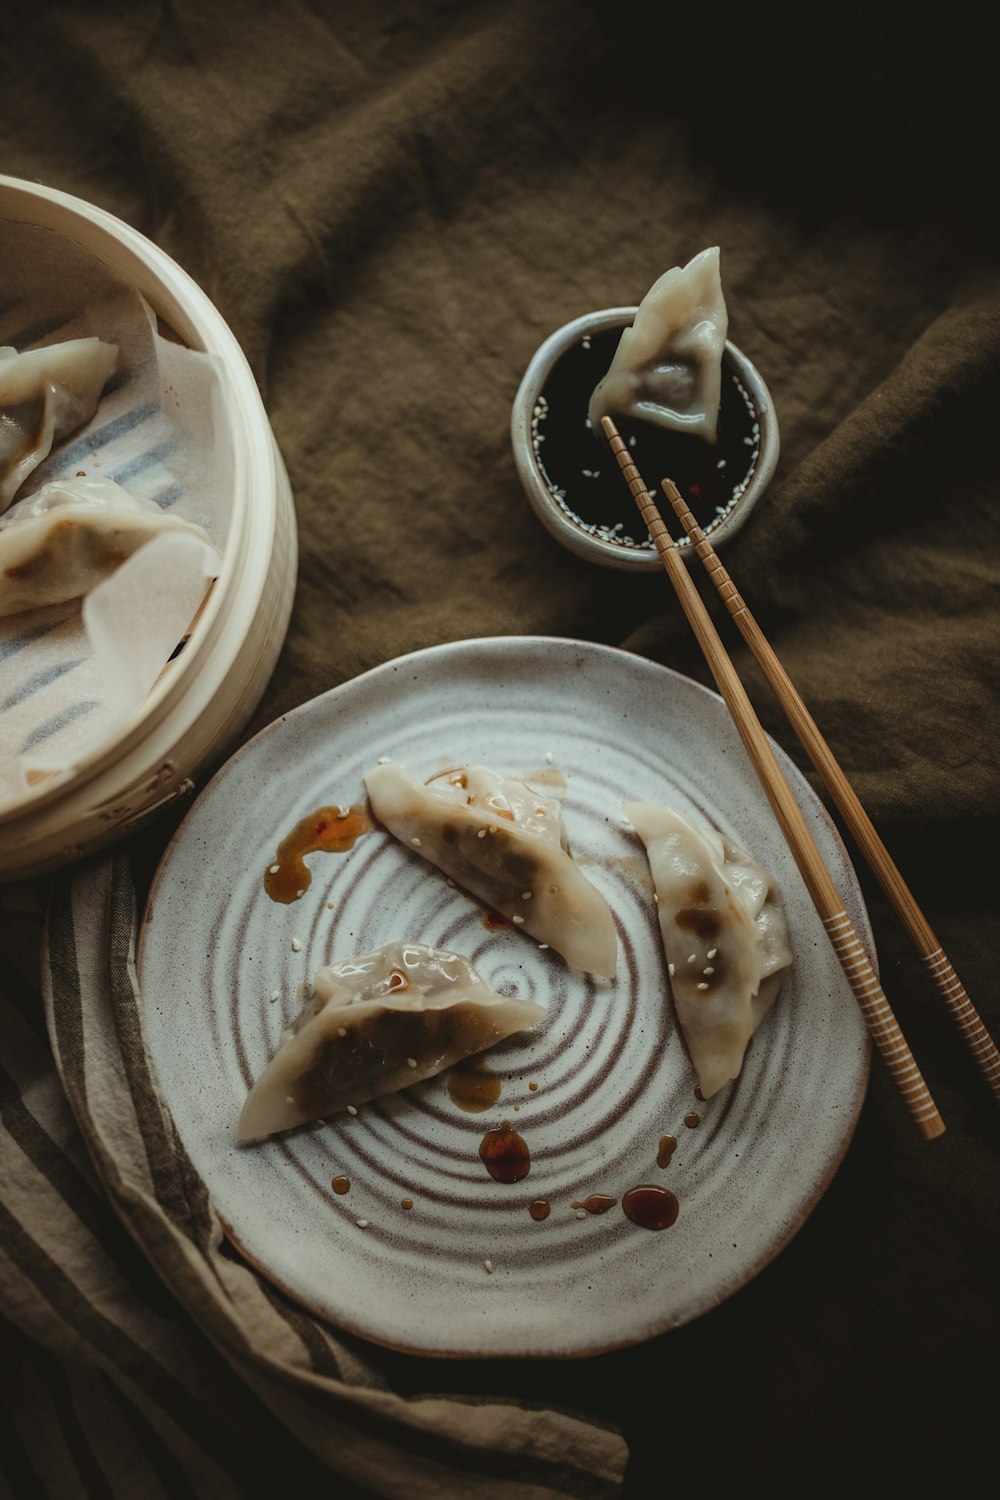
0;338;119;511
238;941;545;1142
0;477;212;617
588;246;728;443
364;763;618;979
625;801;792;1097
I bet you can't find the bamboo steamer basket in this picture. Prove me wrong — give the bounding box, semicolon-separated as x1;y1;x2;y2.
0;175;297;882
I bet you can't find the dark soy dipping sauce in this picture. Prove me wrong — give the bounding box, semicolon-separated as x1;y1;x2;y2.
448;1058;502;1113
622;1184;680;1231
529;1199;551;1221
533;327;759;546
265;802;373;902
657;1135;678;1169
478;1121;531;1183
571;1195;617;1215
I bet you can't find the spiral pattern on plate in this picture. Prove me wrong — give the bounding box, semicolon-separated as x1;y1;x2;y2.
138;637;871;1357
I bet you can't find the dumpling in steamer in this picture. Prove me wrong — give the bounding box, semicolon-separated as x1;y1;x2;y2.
364;763;618;979
0;337;119;511
238;941;545;1141
588;246;728;444
0;476;213;617
625;801;792;1098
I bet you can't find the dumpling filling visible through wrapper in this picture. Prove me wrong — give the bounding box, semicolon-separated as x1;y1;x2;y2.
625;801;792;1098
588;245;729;443
238;941;545;1141
364;763;618;979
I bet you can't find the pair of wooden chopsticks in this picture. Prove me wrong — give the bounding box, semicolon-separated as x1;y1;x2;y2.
601;414;996;1139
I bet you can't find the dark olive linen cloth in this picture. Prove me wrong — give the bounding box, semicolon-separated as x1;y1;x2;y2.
1;2;998;1496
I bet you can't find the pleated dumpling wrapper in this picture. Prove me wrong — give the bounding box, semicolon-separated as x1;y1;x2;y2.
588;245;728;444
0;337;119;512
364;763;618;979
0;476;214;617
238;940;545;1142
625;802;792;1098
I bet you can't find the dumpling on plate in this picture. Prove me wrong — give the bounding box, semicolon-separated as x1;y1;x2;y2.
624;801;792;1098
0;476;212;617
364;762;618;979
238;940;545;1141
588;245;728;444
0;337;119;511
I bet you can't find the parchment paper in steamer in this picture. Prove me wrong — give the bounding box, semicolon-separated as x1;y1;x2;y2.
0;218;231;809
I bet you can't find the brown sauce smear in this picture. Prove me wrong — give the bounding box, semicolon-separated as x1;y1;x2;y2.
657;1135;677;1169
571;1194;617;1215
478;1120;530;1183
265;802;372;903
675;906;721;941
529;1199;551;1221
448;1058;501;1113
622;1184;680;1231
331;1175;350;1195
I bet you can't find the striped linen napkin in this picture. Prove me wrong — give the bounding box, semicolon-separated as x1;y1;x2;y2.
0;854;627;1498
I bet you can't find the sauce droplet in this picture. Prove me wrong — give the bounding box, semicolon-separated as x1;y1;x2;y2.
528;1080;539;1092
529;1199;551;1221
683;1112;700;1129
622;1184;680;1231
478;1120;531;1183
570;1194;617;1215
400;1198;413;1210
694;1085;705;1102
448;1057;502;1113
483;909;511;929
331;1175;350;1195
265;802;372;903
657;1135;677;1169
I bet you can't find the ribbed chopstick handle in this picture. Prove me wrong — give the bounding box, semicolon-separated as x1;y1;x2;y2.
823;912;945;1137
921;949;1000;1097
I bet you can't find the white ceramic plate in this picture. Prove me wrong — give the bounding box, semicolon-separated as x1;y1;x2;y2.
138;636;871;1358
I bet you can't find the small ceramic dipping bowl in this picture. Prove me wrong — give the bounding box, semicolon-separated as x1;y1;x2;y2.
511;306;779;571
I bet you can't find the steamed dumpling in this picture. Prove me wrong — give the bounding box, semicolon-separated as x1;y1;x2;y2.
588;246;728;443
0;337;118;511
625;801;792;1097
0;476;212;617
238;940;545;1141
364;763;618;979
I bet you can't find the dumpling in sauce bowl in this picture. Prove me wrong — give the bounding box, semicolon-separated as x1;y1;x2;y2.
237;940;545;1142
625;801;792;1099
364;762;618;979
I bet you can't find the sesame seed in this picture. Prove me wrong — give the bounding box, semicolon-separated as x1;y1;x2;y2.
338;1026;347;1036
545;751;554;763
406;1056;417;1068
707;948;717;958
668;962;675;976
336;807;349;819
716;459;727;469
687;954;697;963
269;864;279;874
703;966;715;976
697;982;709;991
653;892;660;904
477;829;486;839
575;1210;587;1220
521;890;532;900
291;937;301;952
484;1258;494;1272
285;1095;295;1105
512;914;525;925
377;756;390;764
270;989;280;1002
346;1105;358;1116
538;943;549;950
356;1219;369;1228
410;837;422;847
